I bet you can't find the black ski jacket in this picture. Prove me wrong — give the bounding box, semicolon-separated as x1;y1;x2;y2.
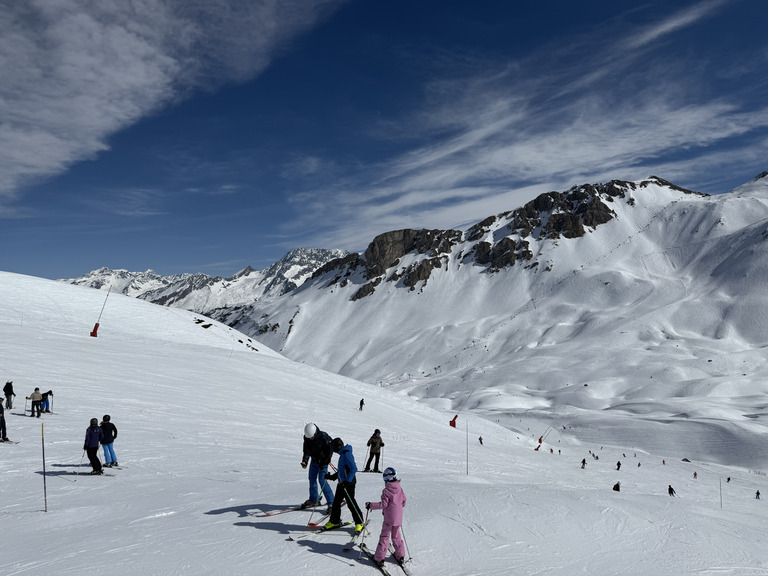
302;429;333;467
100;422;118;444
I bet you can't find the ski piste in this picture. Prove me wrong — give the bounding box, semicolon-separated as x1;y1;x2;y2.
73;472;115;477
359;543;394;576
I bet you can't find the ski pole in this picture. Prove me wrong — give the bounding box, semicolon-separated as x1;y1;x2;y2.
308;464;331;525
25;397;29;415
364;446;370;470
359;507;370;558
400;522;412;560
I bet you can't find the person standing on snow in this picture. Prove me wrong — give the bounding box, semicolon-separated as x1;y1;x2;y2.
668;485;676;496
616;461;621;470
364;429;385;473
83;418;104;475
0;397;9;442
581;458;587;469
300;423;335;511
28;387;42;417
4;380;15;409
359;398;364;411
324;437;364;533
40;390;53;413
100;415;118;467
366;467;407;568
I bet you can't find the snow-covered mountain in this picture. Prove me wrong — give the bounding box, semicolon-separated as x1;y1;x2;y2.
61;248;347;312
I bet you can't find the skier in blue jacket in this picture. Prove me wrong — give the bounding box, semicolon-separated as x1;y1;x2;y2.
324;437;364;533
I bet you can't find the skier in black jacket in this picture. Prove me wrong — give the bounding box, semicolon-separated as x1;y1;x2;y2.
300;423;335;511
100;415;118;467
83;418;104;475
3;380;15;409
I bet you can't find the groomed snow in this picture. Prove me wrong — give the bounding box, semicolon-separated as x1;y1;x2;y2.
1;272;767;575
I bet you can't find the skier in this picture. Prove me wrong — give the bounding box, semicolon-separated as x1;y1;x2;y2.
28;387;42;417
693;471;697;479
359;398;364;411
83;418;104;475
613;482;621;492
323;437;364;533
756;490;760;500
616;461;621;470
3;380;15;409
365;467;407;568
364;429;385;473
40;390;53;413
668;485;676;497
0;397;9;442
300;423;334;511
100;415;118;467
478;436;483;446
581;458;586;469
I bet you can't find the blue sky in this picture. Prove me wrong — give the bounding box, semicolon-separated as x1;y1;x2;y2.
1;0;766;279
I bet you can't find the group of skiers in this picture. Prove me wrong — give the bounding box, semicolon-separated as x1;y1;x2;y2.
2;379;118;474
301;422;406;568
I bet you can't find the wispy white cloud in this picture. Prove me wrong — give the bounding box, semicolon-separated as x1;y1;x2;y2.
621;0;728;51
0;0;347;200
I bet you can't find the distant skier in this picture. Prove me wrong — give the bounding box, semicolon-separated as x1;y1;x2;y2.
359;398;364;411
83;418;104;475
366;467;407;568
756;490;760;500
478;436;483;446
0;397;9;442
323;437;364;533
40;389;53;413
28;387;42;417
3;380;15;409
581;458;586;469
300;423;334;511
693;471;697;479
364;429;385;473
668;485;676;497
100;415;118;467
616;461;621;470
727;477;731;483
613;482;621;492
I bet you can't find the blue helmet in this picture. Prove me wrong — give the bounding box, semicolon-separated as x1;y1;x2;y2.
383;467;398;482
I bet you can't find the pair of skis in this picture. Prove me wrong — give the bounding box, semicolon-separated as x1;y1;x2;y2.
357;543;412;576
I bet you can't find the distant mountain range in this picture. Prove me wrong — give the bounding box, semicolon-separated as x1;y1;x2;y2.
63;172;768;453
61;247;348;312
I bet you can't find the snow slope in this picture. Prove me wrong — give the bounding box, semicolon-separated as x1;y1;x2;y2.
1;272;767;575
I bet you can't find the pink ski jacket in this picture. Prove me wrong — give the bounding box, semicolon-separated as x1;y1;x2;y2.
369;480;406;526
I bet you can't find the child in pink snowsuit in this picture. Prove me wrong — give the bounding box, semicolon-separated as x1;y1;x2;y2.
366;467;407;564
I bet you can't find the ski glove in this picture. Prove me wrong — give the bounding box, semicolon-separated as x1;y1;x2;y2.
324;473;338;481
365;502;371;510
301;461;308;469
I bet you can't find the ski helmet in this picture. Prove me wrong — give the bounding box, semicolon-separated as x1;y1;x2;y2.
304;423;317;438
103;415;110;422
382;467;398;483
331;437;344;453
90;418;98;426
